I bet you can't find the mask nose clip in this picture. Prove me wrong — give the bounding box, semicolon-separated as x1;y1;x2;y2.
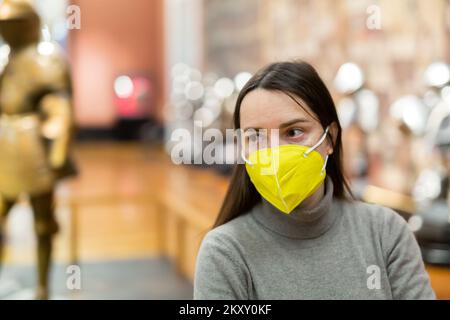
244;126;330;168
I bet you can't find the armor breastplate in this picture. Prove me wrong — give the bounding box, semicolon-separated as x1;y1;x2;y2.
0;44;69;115
0;43;71;199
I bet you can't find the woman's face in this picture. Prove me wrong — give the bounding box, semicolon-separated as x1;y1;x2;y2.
240;89;334;159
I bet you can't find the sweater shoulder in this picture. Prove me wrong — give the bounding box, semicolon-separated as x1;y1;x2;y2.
339;200;411;251
202;212;257;248
340;199;408;227
196;212;258;271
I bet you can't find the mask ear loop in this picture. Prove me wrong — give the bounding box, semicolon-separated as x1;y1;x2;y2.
241;148;254;166
303;126;330;158
321;154;329;175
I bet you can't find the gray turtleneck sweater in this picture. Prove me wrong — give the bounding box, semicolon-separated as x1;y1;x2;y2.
194;179;436;300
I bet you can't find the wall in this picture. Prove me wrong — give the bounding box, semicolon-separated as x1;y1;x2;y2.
68;0;166;127
204;0;450;99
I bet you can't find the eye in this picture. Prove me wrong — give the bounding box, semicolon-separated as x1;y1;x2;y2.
286;128;303;138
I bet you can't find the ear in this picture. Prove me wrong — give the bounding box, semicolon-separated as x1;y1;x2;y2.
326;122;339;155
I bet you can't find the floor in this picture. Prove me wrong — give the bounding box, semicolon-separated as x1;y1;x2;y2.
0;257;193;300
1;142;199;299
0;142;449;299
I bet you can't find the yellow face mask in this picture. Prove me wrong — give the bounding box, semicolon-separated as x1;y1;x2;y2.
243;127;329;214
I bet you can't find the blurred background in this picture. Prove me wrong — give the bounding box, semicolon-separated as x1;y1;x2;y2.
0;0;449;299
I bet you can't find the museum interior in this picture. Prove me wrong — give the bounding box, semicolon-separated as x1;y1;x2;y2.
0;0;449;300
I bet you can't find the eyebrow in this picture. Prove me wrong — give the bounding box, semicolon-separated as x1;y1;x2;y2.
279;118;309;128
243;118;309;132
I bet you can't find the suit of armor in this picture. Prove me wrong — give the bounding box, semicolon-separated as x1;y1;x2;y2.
0;0;76;299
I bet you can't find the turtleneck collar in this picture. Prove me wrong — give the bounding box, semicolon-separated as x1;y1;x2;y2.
250;178;341;239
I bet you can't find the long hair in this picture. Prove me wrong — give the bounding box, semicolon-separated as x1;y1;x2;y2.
213;61;353;228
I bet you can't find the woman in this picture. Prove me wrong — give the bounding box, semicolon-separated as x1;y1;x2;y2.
194;61;435;299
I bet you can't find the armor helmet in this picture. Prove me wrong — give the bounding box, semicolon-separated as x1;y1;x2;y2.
0;0;41;49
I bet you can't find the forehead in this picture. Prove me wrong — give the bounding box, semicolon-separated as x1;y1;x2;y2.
239;89;317;129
